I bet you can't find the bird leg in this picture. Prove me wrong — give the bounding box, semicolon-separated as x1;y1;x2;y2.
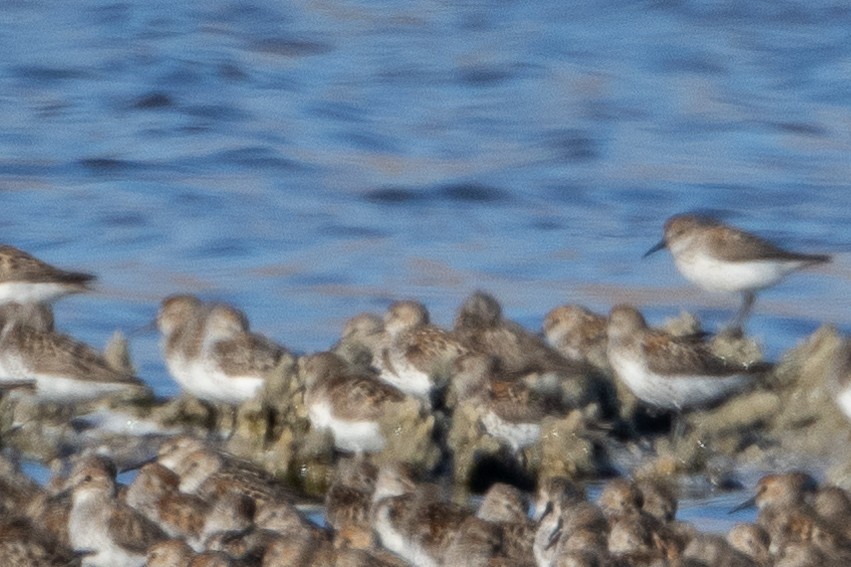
729;291;756;333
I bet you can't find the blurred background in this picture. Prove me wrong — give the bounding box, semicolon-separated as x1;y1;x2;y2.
0;0;848;397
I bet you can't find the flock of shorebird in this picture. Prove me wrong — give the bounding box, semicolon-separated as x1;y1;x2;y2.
0;213;847;567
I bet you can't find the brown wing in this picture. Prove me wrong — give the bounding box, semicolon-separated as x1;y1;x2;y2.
403;327;467;371
19;328;143;385
407;501;469;553
327;376;405;421
212;333;287;375
108;504;167;554
457;321;577;375
0;245;95;285
489;380;549;423
643;332;770;377
707;225;830;264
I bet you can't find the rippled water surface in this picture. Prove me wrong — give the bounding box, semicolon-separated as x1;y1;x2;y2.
1;0;849;527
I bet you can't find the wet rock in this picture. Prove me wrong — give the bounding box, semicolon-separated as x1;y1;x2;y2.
536;410;600;480
375;398;441;473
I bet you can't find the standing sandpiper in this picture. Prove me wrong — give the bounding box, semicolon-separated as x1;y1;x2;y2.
0;245;95;304
644;214;830;328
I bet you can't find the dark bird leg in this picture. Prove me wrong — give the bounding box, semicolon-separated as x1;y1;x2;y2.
729;291;756;334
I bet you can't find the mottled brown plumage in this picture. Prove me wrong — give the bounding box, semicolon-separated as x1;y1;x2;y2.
66;456;168;566
662;216;830;264
543;304;608;368
606;305;769;411
0;314;149;401
378;300;468;402
453;291;580;377
304;352;405;421
0;517;83;567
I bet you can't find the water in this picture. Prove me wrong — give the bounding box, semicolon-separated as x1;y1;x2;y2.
0;0;847;529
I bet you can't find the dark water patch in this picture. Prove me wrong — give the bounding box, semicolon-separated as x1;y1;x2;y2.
543;129;600;162
308;101;366;123
363;187;430;205
457;66;515;87
217;62;248;81
182;104;249;122
333;130;399;153
211;147;301;171
437;183;508;203
774;121;827;137
249;38;334;57
79;157;145;173
528;218;565;231
130;91;175;110
673;1;851;26
191;238;251;259
12;65;92;83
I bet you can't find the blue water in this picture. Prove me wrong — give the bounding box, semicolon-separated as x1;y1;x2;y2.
0;0;848;407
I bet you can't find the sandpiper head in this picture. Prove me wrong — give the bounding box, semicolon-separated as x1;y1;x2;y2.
157;435;208;471
607;305;648;342
644;214;718;257
731;471;818;513
384;300;429;335
543;305;598;343
476;482;528;523
372;462;418;502
299;351;348;388
66;455;117;497
533;476;587;521
126;462;179;509
175;449;222;494
157;294;204;335
340;313;384;340
454;291;502;330
204;303;250;341
254;500;304;532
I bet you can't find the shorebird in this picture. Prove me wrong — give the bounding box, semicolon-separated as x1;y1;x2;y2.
606;305;770;411
645;214;830;328
301;352;407;454
0;303;150;402
65;456;168;567
452;352;558;453
377;300;468;404
158;296;290;404
453;291;575;376
0;244;95;304
196;302;291;404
